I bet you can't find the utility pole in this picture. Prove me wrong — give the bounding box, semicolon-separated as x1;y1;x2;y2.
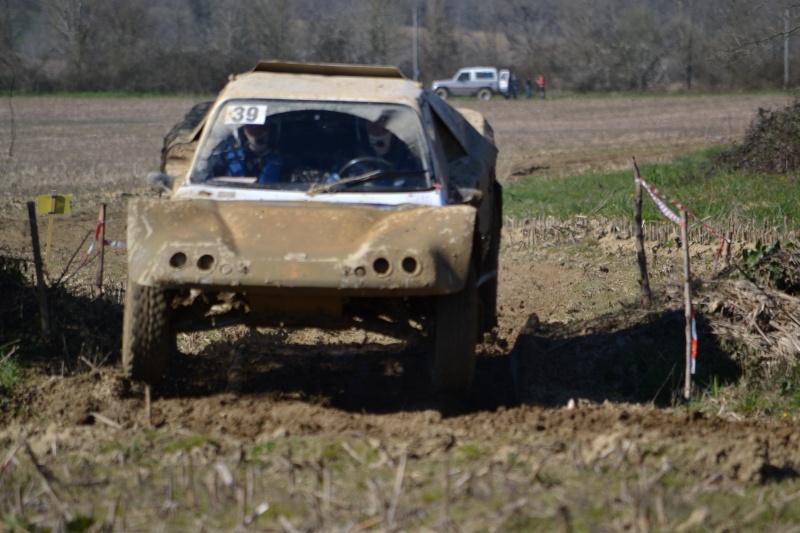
785;8;790;90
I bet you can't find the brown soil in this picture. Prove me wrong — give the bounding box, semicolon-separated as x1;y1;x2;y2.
2;95;799;530
3;202;797;483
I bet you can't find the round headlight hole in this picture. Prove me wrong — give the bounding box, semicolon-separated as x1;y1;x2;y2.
170;252;187;269
373;257;391;275
197;254;215;271
401;257;418;274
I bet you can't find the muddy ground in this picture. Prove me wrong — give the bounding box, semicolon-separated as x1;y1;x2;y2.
1;94;800;531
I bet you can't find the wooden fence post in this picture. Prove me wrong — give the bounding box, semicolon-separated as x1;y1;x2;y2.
682;210;693;401
27;201;52;342
93;203;107;298
724;231;732;270
633;159;652;309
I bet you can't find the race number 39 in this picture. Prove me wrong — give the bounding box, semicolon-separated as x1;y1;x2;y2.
224;105;268;125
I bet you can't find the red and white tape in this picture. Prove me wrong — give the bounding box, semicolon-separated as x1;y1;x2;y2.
77;218;125;271
643;186;684;226
633;158;730;244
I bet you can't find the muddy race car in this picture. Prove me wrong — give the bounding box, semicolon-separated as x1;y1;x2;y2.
123;61;501;395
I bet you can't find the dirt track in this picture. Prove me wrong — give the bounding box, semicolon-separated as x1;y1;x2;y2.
2;95;800;530
5;236;800;529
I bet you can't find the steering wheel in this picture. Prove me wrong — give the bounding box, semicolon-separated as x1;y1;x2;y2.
337;156;391;177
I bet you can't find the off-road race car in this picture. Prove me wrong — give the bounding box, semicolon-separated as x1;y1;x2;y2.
123;61;501;395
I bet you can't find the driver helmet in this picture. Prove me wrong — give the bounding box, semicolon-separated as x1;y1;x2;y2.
243;123;270;154
366;117;392;156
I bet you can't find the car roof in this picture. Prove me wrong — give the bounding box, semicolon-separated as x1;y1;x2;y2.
217;60;424;110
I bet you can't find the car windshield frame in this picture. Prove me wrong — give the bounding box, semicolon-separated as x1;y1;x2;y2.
190;99;432;193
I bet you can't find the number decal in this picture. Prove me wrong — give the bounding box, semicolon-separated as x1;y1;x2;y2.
224;105;268;125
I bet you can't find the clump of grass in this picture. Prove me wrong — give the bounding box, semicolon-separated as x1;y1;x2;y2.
0;341;24;399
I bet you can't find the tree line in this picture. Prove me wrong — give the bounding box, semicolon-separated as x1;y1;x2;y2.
1;0;799;95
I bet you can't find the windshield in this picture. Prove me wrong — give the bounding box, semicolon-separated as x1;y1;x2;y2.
190;100;431;192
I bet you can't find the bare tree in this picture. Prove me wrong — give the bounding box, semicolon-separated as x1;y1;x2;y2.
0;0;797;93
709;0;790;88
612;4;667;90
249;0;296;61
674;0;699;89
557;0;618;91
421;0;459;80
299;0;358;63
0;0;23;76
42;0;100;84
360;0;403;64
492;0;555;73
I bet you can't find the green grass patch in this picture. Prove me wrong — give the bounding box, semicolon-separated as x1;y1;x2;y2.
504;148;800;224
0;352;23;393
0;341;24;415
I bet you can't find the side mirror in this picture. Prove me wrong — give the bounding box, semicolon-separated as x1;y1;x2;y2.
457;187;483;207
146;172;174;196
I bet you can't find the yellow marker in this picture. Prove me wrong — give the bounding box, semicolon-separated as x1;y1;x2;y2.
36;194;70;215
36;194;71;275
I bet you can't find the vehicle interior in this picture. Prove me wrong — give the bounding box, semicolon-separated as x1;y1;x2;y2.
192;102;430;192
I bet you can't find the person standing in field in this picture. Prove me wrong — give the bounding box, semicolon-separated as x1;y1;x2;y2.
537;74;546;99
510;73;519;99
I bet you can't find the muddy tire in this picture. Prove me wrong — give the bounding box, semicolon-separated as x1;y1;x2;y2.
432;264;478;395
435;87;449;100
122;279;173;384
477;88;493;101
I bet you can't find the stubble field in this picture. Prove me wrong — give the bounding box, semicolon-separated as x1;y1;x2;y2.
1;92;800;532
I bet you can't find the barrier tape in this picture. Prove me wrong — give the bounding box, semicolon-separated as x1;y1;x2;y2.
76;218;126;272
634;159;711;379
644;186;684;226
633;158;730;244
76;219;104;270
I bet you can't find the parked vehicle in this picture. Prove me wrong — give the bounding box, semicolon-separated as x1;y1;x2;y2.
432;67;510;101
124;61;502;395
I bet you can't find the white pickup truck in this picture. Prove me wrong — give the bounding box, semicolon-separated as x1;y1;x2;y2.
431;67;510;101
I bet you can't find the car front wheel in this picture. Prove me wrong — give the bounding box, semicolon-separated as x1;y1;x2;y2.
435;87;449;100
432;263;478;395
122;278;173;384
